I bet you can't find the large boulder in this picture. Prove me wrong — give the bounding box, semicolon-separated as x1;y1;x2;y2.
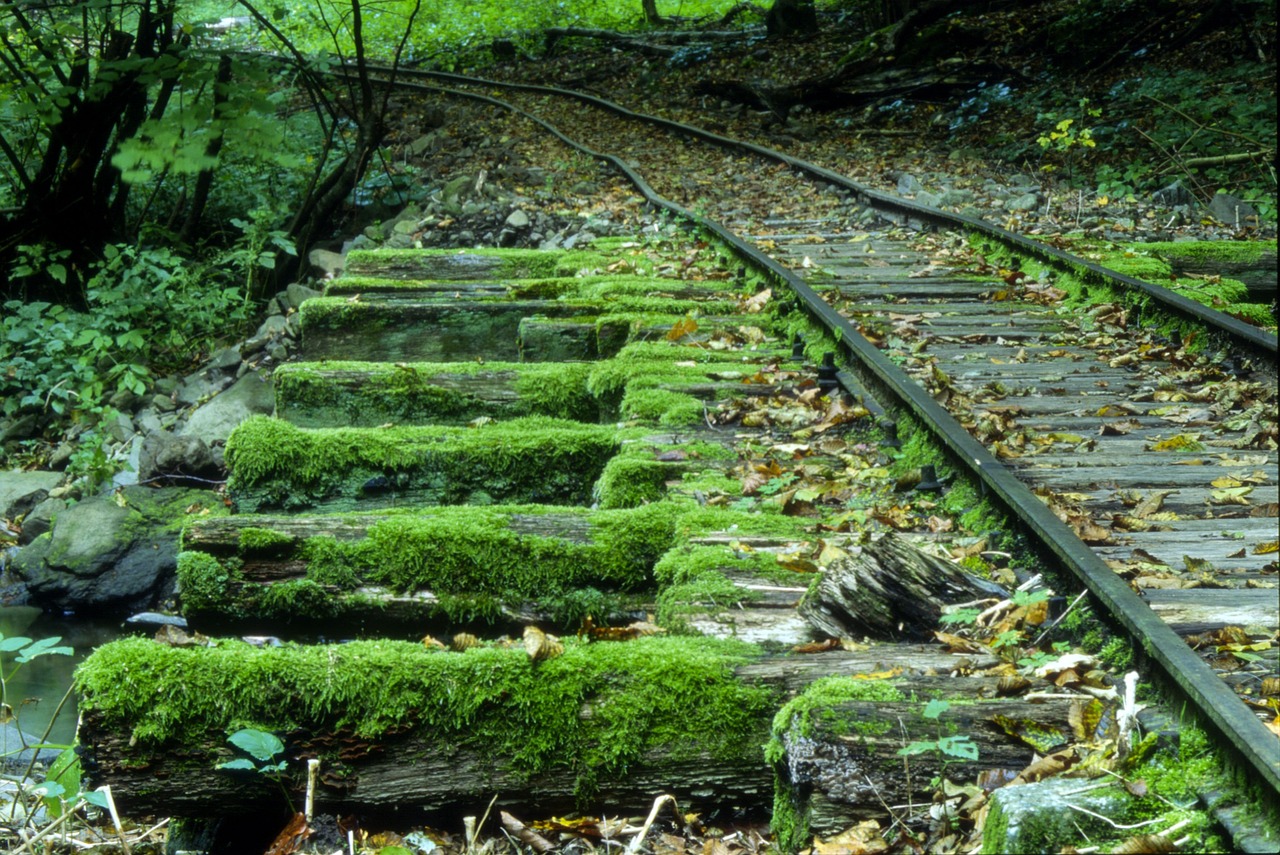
11;486;223;615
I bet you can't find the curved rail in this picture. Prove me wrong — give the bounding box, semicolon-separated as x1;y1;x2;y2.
341;65;1280;801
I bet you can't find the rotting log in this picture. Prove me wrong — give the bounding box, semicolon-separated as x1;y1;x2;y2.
222;415;620;514
176;503;686;633
799;532;1008;641
771;677;1083;842
273;361;600;428
74;637;1015;820
342;248;607;281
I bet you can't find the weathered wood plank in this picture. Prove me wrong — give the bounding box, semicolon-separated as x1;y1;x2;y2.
1143;588;1279;633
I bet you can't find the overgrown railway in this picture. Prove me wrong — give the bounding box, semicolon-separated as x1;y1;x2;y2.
380;64;1280;790
75;63;1278;850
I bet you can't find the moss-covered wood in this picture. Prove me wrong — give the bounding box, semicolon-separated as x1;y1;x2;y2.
74;639;1012;820
274;361;599;427
176;503;687;630
768;675;1082;847
224;416;620;513
342;247;611;280
74;635;775;818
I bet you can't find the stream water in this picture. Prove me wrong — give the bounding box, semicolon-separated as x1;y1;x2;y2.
0;606;128;750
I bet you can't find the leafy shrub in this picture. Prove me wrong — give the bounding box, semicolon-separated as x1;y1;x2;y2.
2;241;262;431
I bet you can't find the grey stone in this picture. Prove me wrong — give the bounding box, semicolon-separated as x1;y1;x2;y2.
0;470;63;520
983;777;1132;854
180;372;275;447
286;282;322;309
104;410;136;444
138;432;219;482
208;345;243;372
11;485;211;613
505;209;530;228
0;724;59;771
1007;192;1042;212
937;188;974;207
1207;192;1259;225
153;376;179;396
896;174;923;196
108;388;142;412
1151;180;1194;207
307;248;345;278
175;372;228;408
268;343;289;362
915;191;941;208
0;415;40;444
135;408;165;435
151;393;176;413
18;497;64;545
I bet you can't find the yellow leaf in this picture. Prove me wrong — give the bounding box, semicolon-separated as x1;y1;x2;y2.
1148;434;1204;452
1253;541;1279;555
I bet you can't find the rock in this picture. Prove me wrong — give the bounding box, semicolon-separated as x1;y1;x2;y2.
104;410;136;444
1207;192;1259;226
505;209;530;228
0;726;59;771
125;611;189;629
896;174;923;196
937;188;974;207
915;190;941;208
180;372;275;448
0;414;41;444
176;372;230;408
138;432;219;483
1007;191;1041;212
17;497;64;545
307;248;345;279
0;470;63;520
983;777;1132;854
11;486;216;614
241;315;290;357
286;282;322;309
207;345;243;373
1151;180;1194;207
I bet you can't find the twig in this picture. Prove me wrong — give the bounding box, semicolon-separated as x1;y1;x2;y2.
1065;803;1163;830
101;785;132;855
1032;589;1089;647
626;793;681;855
305;757;320;822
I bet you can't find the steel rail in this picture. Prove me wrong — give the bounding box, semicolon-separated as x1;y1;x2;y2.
371;65;1278;362
344;70;1280;802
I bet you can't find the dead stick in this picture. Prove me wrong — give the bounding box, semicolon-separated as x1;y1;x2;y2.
626;794;680;855
102;784;133;855
500;810;557;853
305;758;320;822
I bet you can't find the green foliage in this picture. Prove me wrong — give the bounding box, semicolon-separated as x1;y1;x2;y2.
1036;99;1100;177
1;241;259;440
896;699;979;761
217;727;288;774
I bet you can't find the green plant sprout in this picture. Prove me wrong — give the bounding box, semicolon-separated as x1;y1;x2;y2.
896;699;979;762
217;727;289;774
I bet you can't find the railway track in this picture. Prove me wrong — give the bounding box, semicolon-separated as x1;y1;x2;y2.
374;65;1280;785
75;62;1277;849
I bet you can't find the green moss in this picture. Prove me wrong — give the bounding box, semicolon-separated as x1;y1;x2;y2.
275;361;598;426
183;503;690;625
237;527;295;555
74;635;773;802
344;247;611;280
594;457;674;509
176;551;242;616
619;387;704;426
224;416;621;512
